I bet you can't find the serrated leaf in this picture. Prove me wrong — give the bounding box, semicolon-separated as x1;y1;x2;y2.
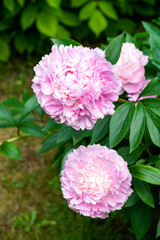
131;202;152;240
90;115;111;144
0;38;10;62
117;146;144;165
109;102;135;148
45;0;61;8
105;32;124;64
38;132;59;155
36;11;58;37
59;11;79;27
71;0;87;7
79;2;96;21
0;142;23;160
56;124;72;144
130;103;145;151
130;164;160;185
145;108;160;147
134;179;154;208
20;122;46;137
88;10;108;37
139;77;160;97
21;3;37;30
3;0;14;12
51;38;81;47
99;2;118;20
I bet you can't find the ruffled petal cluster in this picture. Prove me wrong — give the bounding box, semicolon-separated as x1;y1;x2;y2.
116;42;148;94
32;45;121;130
60;145;133;219
128;79;157;102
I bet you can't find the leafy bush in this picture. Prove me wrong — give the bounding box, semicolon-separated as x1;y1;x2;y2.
0;21;160;239
1;0;160;61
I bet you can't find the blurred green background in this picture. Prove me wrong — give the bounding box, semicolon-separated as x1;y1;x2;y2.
0;0;160;61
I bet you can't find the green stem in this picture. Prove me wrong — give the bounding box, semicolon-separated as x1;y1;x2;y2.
0;135;29;146
118;98;128;103
140;142;152;156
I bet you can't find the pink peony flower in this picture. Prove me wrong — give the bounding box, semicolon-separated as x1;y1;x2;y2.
128;79;157;102
60;144;133;219
32;45;121;130
116;42;148;94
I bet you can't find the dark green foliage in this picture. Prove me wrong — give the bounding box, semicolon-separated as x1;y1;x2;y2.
1;0;160;61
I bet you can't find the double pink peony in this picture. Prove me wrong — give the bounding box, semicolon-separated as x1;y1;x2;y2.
32;45;121;130
116;42;148;94
128;79;157;102
60;145;133;219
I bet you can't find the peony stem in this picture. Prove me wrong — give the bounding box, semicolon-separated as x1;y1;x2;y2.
0;135;29;146
118;98;128;103
140;142;152;156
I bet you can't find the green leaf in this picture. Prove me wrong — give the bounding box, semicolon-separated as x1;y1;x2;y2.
142;98;160;117
109;102;135;148
156;219;160;238
0;142;23;160
88;10;108;37
45;0;61;8
139;77;160;97
56;124;72;144
3;0;14;12
0;120;15;128
142;21;160;38
79;2;96;21
17;0;25;7
20;122;46;137
0;104;16;124
130;103;145;151
21;3;37;30
60;147;74;172
20;95;39;121
36;11;58;37
42;118;60;132
59;11;79;27
124;191;139;208
0;38;10;62
72;129;92;145
99;2;118;20
105;32;124;64
38;132;59;155
56;25;70;39
131;202;152;240
14;33;27;53
51;38;81;47
130;164;160;185
90;115;111;144
117;146;144;165
145;108;160;147
71;0;87;7
2;97;23;108
134;179;154;208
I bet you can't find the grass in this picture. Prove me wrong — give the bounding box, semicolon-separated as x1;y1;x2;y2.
0;60;136;240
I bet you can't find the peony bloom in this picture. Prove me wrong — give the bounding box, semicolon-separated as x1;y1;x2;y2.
32;45;121;130
116;42;148;94
128;79;157;102
60;144;133;219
